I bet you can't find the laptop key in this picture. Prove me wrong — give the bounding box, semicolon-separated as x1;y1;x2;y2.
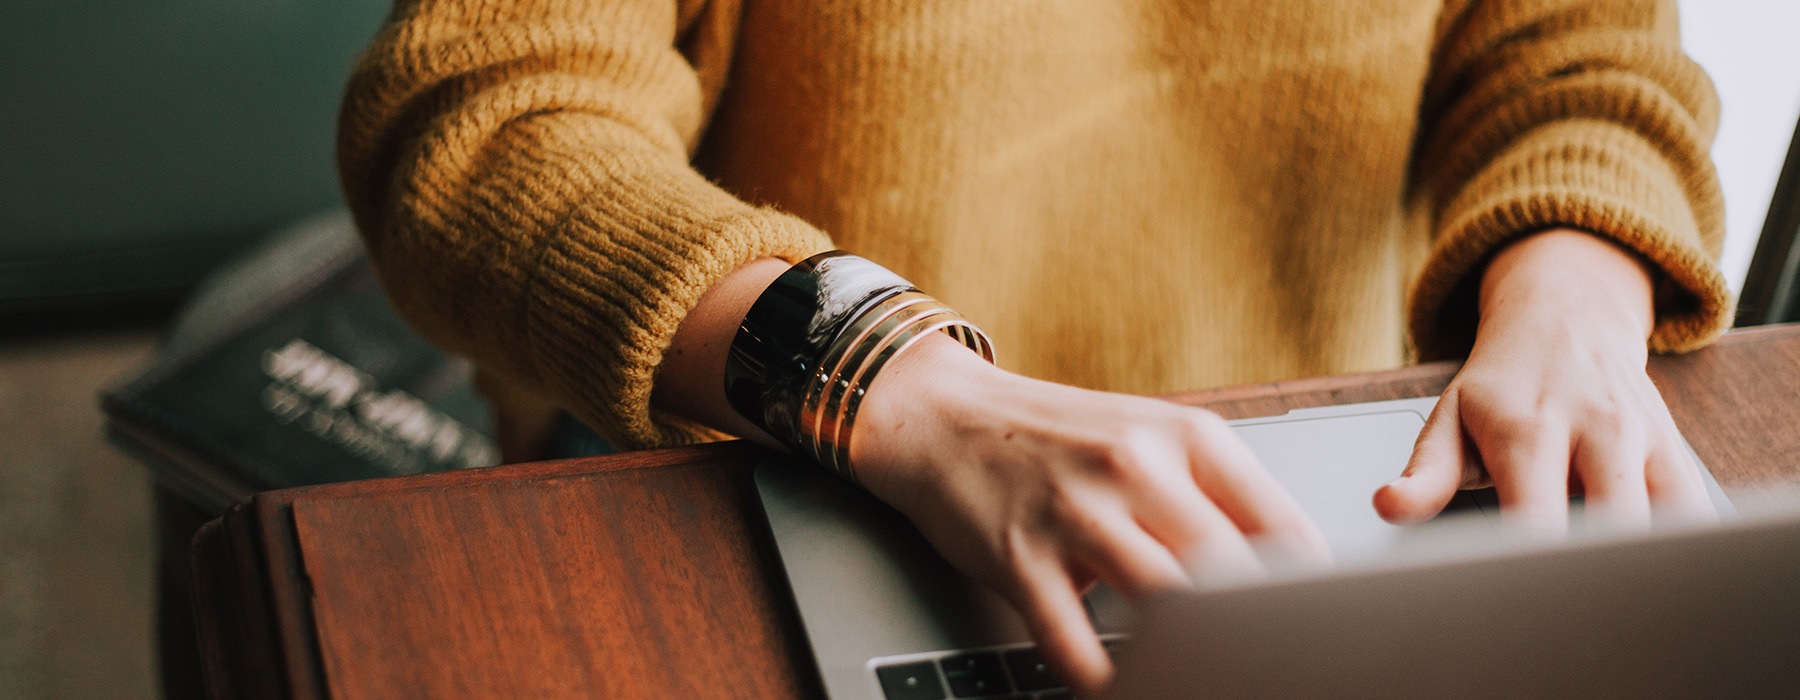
1001;648;1061;691
876;661;947;700
940;651;1011;697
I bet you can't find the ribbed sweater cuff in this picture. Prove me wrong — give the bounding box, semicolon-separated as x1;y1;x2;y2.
1408;120;1732;360
528;207;832;450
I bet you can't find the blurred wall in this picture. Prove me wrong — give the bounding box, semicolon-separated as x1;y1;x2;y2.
1679;0;1800;294
0;0;387;308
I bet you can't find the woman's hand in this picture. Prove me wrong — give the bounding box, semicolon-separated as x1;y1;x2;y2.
1375;229;1717;533
850;334;1329;696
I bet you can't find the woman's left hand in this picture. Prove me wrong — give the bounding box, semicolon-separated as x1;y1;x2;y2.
1374;229;1717;534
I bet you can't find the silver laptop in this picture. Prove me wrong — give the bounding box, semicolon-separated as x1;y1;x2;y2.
753;397;1752;700
1107;501;1800;699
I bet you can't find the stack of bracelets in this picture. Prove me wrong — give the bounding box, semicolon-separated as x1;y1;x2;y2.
724;251;996;484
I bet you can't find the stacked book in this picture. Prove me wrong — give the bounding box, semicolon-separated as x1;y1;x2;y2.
103;211;498;513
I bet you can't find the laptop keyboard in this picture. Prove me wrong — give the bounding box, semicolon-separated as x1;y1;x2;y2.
866;490;1503;700
872;637;1125;700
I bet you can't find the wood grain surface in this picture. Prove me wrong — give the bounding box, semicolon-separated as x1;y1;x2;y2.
291;459;815;699
194;325;1800;700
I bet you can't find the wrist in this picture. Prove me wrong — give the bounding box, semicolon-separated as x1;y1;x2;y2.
849;332;1009;502
722;251;995;482
1477;228;1656;342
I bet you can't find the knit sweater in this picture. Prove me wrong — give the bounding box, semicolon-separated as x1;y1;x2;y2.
338;0;1730;451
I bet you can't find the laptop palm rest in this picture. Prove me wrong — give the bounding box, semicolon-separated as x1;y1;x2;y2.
756;456;1036;672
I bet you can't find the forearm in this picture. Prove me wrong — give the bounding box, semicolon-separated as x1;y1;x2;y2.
339;0;832;449
1406;0;1728;359
650;257;790;447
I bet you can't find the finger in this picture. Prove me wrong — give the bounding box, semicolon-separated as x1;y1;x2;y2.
1376;394;1482;524
1178;412;1330;563
1066;508;1193;599
1098;422;1248;571
1569;426;1651;532
1104;438;1268;585
1130;472;1274;575
1633;386;1717;524
1645;431;1718;525
1483;419;1572;539
1007;563;1112;696
1165;498;1268;588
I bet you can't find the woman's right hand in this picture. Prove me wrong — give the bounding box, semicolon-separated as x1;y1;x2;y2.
850;334;1330;696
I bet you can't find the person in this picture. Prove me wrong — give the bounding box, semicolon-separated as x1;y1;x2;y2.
337;0;1731;694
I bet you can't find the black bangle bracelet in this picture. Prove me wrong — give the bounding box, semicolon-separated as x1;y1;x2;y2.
724;251;916;450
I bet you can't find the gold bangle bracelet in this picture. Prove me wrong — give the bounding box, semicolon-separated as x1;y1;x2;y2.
819;309;994;483
725;251;994;480
798;293;942;475
800;294;935;430
810;301;962;476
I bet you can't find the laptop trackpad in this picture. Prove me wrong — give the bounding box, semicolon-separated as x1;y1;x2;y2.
1233;406;1429;560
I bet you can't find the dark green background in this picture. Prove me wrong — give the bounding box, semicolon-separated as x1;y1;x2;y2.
0;0;388;308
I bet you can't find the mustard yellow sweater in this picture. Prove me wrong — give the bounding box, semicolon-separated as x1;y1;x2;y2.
339;0;1730;450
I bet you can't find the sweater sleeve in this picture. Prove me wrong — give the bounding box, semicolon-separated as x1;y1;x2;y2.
1406;0;1731;360
337;0;833;449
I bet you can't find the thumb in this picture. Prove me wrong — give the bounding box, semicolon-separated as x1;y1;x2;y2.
1375;394;1480;524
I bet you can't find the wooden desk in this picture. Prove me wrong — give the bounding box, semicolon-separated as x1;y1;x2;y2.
192;325;1800;700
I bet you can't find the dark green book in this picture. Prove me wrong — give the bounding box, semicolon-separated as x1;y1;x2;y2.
103;211;498;513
